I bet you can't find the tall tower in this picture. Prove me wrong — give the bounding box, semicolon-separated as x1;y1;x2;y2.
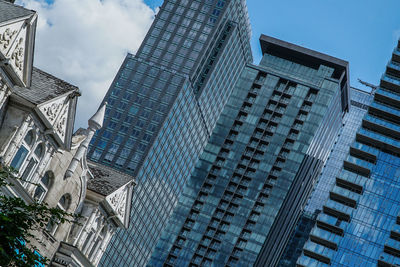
88;0;253;266
298;39;400;266
149;35;349;267
279;87;373;266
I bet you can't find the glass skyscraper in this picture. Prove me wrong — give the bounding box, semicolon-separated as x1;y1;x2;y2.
298;39;400;266
149;35;350;267
279;87;373;266
88;0;252;266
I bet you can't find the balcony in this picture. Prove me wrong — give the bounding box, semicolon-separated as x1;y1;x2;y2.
271;95;281;102
387;61;400;78
363;114;400;140
375;88;400;107
309;227;339;250
323;199;352;222
297;254;331;267
381;74;400;93
393;48;400;63
349;144;377;163
302;240;334;265
343;156;372;178
287;133;298;140
336;177;364;195
369;101;400;123
386;238;400;257
316;213;345;236
280;98;290;105
357;128;400;156
378;251;400;267
292;123;303;131
302;105;312;112
351;141;379;157
330;185;359;208
392;224;400;241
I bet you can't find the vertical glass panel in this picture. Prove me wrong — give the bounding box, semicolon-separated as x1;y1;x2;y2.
24;130;34;147
10;146;29;170
21;158;38;180
34;143;44;158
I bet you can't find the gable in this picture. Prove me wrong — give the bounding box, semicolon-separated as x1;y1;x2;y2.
0;13;36;87
35;94;76;147
36;95;71;145
104;181;134;228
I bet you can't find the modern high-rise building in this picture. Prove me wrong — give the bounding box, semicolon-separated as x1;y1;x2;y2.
149;35;350;267
298;39;400;267
279;87;373;266
87;1;253;266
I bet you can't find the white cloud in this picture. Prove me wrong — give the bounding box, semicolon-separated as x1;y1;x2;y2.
16;0;156;128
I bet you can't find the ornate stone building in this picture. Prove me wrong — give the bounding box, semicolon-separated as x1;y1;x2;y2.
0;1;135;266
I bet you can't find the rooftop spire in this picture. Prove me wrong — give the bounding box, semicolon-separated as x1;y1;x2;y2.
65;102;107;178
88;102;107;130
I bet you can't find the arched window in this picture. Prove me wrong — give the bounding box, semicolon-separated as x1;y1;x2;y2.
33;171;53;202
46;193;71;235
10;130;35;170
20;142;45;183
58;194;71;210
34;143;44;158
24;130;34;146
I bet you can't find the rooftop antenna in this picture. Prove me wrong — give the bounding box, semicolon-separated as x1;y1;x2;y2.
358;79;378;95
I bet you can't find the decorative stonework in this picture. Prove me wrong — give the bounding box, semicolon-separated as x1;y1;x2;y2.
11;37;24;71
0;28;18;50
37;97;70;144
109;189;127;217
0;21;29;83
55;105;68;138
42;102;63;123
105;185;129;224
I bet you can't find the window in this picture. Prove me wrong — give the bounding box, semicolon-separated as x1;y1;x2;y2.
11;130;46;185
33;171;53;202
23;143;44;181
46;194;71;235
88;226;107;261
10;146;28;170
10;130;34;170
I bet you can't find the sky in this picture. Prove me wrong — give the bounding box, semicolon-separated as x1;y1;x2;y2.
15;0;400;129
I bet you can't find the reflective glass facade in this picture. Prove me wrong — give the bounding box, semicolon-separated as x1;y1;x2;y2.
88;0;252;266
279;88;373;267
149;35;349;267
298;39;400;267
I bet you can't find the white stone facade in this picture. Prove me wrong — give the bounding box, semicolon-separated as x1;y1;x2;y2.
0;1;135;266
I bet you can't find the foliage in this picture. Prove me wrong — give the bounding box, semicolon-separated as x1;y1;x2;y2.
0;166;77;266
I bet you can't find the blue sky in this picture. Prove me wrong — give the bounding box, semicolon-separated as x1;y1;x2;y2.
144;0;400;90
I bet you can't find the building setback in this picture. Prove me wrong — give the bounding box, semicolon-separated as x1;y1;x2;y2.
149;35;349;267
298;39;400;266
279;87;373;266
88;0;253;266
